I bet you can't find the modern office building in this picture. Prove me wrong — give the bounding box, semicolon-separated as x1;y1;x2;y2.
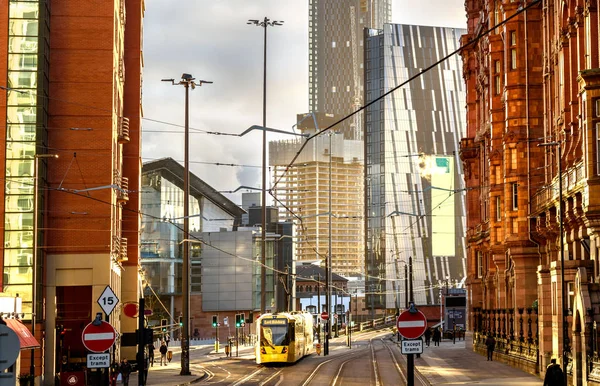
309;0;391;139
364;24;467;313
0;1;144;383
460;0;600;381
270;113;364;278
140;158;245;334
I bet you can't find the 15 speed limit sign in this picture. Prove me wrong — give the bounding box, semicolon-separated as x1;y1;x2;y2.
97;285;119;316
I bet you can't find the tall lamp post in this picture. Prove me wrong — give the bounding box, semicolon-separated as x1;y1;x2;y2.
32;153;58;378
162;74;212;375
539;141;567;379
247;17;283;315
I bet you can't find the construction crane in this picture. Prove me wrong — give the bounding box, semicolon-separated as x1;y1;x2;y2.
350;5;362;140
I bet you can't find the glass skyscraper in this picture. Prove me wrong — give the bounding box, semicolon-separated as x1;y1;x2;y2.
309;0;391;139
364;24;467;310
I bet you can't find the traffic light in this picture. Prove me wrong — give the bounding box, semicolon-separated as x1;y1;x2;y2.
179;316;183;326
161;318;167;332
248;311;254;323
235;313;241;328
212;315;218;327
240;313;245;327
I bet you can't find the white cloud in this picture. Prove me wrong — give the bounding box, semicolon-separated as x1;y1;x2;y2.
142;0;465;205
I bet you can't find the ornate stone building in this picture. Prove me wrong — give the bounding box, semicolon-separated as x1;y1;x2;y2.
460;0;600;384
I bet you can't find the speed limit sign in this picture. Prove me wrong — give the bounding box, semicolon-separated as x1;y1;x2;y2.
97;285;119;316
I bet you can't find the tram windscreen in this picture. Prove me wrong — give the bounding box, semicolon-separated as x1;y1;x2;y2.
260;319;290;347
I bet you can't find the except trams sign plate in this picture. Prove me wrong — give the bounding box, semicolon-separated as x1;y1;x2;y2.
401;339;423;354
87;353;110;368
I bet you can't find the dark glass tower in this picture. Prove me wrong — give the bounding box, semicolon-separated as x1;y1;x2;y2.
308;0;391;139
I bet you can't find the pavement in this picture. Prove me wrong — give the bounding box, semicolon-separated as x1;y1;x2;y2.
415;332;541;385
125;332;542;386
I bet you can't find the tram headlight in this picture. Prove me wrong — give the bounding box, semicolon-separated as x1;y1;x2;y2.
261;348;267;354
282;347;288;354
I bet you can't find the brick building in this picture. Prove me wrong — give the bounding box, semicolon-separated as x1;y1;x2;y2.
460;0;600;383
0;1;144;384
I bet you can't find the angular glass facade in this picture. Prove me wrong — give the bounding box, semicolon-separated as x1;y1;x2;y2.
309;0;391;139
3;0;50;317
364;24;466;309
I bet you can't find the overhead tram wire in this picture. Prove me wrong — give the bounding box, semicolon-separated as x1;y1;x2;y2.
270;0;542;193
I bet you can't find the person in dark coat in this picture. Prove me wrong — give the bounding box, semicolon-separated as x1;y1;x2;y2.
119;359;132;386
544;358;565;386
485;335;496;361
424;328;432;347
148;343;155;367
159;341;168;366
432;327;441;346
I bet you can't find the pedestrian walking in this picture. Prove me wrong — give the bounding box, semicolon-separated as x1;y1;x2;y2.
485;335;496;361
424;328;432;347
544;358;565;386
432;327;441;346
119;359;132;386
165;333;171;347
159;341;168;365
148;343;155;367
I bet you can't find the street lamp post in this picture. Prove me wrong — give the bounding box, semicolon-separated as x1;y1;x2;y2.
247;17;283;315
325;132;334;355
32;153;58;378
539;141;567;380
162;74;212;376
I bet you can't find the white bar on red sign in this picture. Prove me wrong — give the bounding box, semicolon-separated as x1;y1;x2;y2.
84;333;115;340
398;321;425;328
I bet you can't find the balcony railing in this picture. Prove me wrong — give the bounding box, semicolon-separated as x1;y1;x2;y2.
114;169;129;202
532;162;585;213
118;116;130;143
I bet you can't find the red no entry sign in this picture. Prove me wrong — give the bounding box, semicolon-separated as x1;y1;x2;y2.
397;309;427;340
82;321;116;353
321;311;329;320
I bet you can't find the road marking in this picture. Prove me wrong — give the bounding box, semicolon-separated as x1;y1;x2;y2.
260;369;282;386
232;367;263;386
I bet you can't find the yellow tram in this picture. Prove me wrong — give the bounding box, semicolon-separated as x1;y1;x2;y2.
256;311;314;364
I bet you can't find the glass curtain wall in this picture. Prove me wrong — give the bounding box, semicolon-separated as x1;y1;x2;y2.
364;24;467;309
3;0;50;318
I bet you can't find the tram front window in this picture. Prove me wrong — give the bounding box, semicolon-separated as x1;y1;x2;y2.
260;325;289;347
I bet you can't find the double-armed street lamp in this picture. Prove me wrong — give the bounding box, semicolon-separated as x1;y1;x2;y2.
162;74;212;376
247;17;283;315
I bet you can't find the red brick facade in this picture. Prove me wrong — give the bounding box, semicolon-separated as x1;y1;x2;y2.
461;0;600;383
0;0;143;381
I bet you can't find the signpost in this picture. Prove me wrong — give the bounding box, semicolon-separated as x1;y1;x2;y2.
401;339;423;354
97;285;119;316
397;308;427;339
87;353;110;368
397;305;427;386
82;320;116;353
0;324;20;377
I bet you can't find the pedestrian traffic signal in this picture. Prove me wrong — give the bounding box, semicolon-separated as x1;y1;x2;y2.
161;318;167;332
235;313;241;327
179;316;183;326
212;315;218;327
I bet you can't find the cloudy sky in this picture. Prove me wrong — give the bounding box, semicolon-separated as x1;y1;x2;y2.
141;0;465;205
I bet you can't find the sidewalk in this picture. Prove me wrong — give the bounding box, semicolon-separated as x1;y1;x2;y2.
127;342;256;386
416;333;541;385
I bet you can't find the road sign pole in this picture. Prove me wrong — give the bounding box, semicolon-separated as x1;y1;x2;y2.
407;353;414;386
138;297;145;386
